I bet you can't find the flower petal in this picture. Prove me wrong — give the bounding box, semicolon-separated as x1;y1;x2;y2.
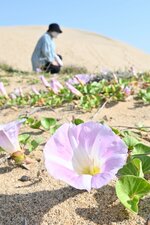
39;75;50;87
101;154;127;174
91;172;115;189
0;130;19;153
44;123;73;162
45;160;92;191
0;120;25;153
65;82;82;96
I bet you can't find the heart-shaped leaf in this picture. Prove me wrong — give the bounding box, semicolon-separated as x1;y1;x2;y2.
132;143;150;155
123;135;139;150
132;155;150;174
41;118;56;130
118;158;144;177
116;175;150;213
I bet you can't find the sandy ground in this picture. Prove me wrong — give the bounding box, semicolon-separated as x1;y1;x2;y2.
0;26;150;72
0;71;150;225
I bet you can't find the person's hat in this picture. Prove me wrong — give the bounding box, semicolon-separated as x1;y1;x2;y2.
47;23;62;33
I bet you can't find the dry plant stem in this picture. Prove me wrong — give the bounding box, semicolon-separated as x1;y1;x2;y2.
112;125;150;129
90;100;109;120
18;106;56;118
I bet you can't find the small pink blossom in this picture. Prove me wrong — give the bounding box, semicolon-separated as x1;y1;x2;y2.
0;82;8;98
129;66;137;77
31;86;40;95
39;75;50;88
49;79;63;94
9;93;17;99
65;82;82;97
0;119;25;154
68;74;94;85
74;74;93;85
14;87;24;97
123;86;132;96
36;68;42;73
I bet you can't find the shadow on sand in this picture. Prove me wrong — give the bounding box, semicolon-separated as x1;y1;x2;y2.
76;185;129;225
0;186;82;225
0;184;149;225
76;185;150;225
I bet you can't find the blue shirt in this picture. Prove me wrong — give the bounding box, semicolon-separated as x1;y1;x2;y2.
31;33;56;71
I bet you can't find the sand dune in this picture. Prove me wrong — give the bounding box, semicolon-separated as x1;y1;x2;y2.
0;26;150;72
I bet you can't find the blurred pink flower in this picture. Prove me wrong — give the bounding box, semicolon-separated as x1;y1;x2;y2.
75;74;93;85
67;77;79;85
9;93;17;99
130;66;137;77
68;74;94;85
0;82;8;98
39;75;50;88
0;119;25;154
123;86;132;96
14;87;24;97
66;82;82;96
49;78;63;94
44;122;127;191
31;86;40;95
36;68;42;73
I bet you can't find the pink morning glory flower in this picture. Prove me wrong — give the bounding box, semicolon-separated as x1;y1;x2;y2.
65;82;82;97
75;74;94;85
0;82;8;98
31;86;40;95
44;122;127;191
49;78;63;94
39;75;50;88
123;86;132;96
9;93;17;99
14;87;24;97
67;77;79;85
129;66;137;77
0;119;25;154
36;68;42;73
68;74;94;85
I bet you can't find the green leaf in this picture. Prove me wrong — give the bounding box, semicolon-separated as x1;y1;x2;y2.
132;143;150;155
0;147;4;152
28;138;42;152
72;118;84;125
111;127;121;135
30;120;41;129
26;117;34;124
116;175;150;213
41;117;57;130
118;158;144;178
19;134;30;144
49;124;61;135
123;135;139;150
132;155;150;174
25;117;41;129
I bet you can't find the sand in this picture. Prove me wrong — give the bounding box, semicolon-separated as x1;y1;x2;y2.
0;26;150;72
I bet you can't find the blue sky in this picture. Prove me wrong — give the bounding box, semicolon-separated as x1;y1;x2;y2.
0;0;150;53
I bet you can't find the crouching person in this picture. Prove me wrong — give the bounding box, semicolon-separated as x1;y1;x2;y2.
31;23;63;74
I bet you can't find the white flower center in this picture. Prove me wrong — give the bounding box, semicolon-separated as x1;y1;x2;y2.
72;149;101;176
